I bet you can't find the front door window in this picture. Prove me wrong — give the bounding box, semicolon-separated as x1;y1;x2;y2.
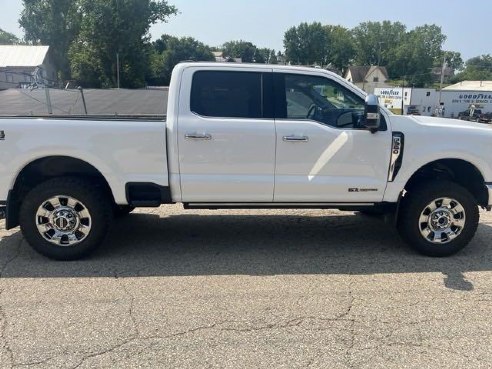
276;74;366;129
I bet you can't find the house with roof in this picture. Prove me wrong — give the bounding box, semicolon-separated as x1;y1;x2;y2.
0;45;55;90
212;51;242;63
344;66;390;93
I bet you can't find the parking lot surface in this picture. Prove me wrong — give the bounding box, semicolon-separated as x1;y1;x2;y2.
0;205;491;368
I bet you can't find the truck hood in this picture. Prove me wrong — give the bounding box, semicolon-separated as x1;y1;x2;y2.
406;115;492;132
390;114;492;134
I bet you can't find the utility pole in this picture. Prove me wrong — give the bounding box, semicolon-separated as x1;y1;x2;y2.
116;53;120;89
437;55;446;116
378;42;384;66
78;87;88;115
116;0;120;89
44;87;53;115
401;77;405;115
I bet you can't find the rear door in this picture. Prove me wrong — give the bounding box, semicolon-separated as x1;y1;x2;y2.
177;67;276;202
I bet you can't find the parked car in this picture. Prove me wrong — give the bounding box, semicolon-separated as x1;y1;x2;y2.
1;62;492;260
458;109;482;121
406;105;421;115
478;112;492;124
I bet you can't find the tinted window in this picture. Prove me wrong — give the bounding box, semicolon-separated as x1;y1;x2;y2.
191;71;263;118
275;74;366;129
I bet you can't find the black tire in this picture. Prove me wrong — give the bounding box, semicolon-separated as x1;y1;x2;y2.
19;177;113;260
114;205;135;218
398;180;479;257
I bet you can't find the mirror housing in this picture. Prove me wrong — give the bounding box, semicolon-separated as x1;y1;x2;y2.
364;94;381;132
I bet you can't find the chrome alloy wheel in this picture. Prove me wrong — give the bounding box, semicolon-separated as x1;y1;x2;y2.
418;197;466;244
35;196;92;246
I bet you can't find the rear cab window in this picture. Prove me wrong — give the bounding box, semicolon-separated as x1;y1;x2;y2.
191;71;272;119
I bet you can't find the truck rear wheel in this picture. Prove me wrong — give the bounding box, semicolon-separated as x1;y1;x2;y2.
398;181;479;257
19;177;113;260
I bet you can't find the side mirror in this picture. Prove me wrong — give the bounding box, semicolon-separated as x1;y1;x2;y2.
364;94;381;132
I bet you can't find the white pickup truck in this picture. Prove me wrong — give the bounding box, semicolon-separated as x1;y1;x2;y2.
1;63;491;260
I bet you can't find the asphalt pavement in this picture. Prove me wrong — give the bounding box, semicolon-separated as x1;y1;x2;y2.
0;205;491;368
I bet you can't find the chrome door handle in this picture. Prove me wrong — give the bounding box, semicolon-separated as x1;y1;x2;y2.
283;135;309;142
185;133;212;140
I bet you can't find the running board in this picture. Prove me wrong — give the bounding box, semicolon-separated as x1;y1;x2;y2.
184;202;376;210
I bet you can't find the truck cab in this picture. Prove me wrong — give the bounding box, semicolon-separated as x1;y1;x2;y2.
169;64;391;205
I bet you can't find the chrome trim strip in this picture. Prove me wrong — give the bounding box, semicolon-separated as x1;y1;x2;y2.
187;202;375;207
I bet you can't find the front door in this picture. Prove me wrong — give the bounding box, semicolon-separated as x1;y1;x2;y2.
178;67;276;202
273;72;392;203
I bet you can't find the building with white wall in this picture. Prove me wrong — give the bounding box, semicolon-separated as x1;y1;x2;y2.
374;87;438;115
440;81;492;118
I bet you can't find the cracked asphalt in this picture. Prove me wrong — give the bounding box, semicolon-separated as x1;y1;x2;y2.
0;205;491;368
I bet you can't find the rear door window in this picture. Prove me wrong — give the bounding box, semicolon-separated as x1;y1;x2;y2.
191;71;264;119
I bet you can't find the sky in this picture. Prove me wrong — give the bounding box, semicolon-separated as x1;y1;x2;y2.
1;0;490;61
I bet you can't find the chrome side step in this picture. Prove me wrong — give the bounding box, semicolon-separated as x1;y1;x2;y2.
184;202;375;210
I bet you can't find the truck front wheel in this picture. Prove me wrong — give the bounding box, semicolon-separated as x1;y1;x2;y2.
398;181;479;257
19;177;113;260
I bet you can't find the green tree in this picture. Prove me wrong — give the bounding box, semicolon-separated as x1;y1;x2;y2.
284;22;328;65
69;0;177;88
20;0;81;80
269;49;278;64
276;51;285;65
222;40;257;63
356;23;447;86
324;25;355;72
150;35;215;85
452;55;492;82
253;48;276;64
0;28;20;44
253;48;265;63
439;50;464;71
398;24;446;86
352;21;407;67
